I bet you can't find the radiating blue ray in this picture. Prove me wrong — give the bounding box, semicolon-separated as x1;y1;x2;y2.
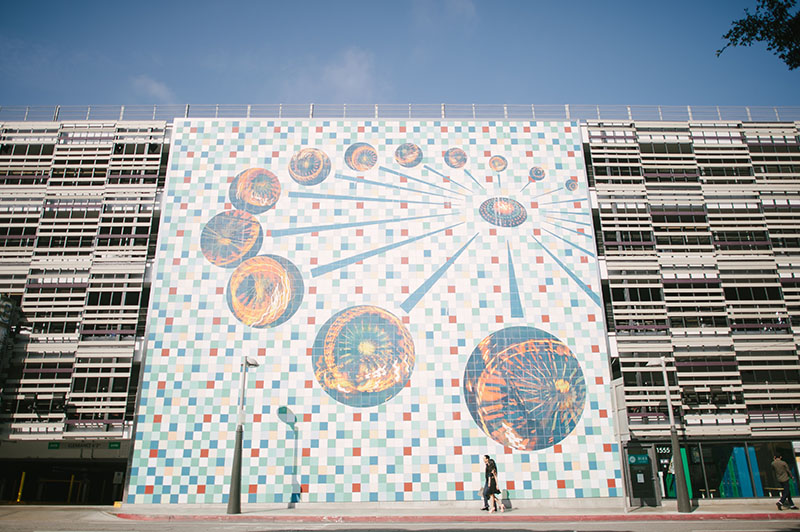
311;222;464;277
335;172;461;201
270;213;457;238
538;197;588;205
464;170;486;191
289;191;447;207
542;220;593;240
423;165;471;193
540;209;592;217
519;181;532;192
400;233;479;313
379;166;469;197
544;215;594;228
506;242;524;318
541;227;596;257
532;188;561;199
532;236;601;307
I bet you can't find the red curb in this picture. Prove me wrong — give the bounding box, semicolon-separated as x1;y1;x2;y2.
113;512;800;523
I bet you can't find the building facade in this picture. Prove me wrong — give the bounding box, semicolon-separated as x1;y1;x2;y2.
0;104;798;506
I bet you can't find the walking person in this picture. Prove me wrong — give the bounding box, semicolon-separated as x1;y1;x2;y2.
772;453;798;510
481;455;504;512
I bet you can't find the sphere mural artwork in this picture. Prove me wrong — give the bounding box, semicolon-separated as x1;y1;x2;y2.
529;166;546;182
479;197;528;228
313;306;415;408
489;155;508;172
564;178;578;192
200;210;263;268
463;326;587;451
226;255;304;328
229;168;281;214
443;147;467;169
394;143;423;168
344;142;378;172
288;148;331;186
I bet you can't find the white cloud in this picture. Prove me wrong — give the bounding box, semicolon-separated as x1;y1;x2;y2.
131;75;175;103
321;48;380;103
280;47;387;103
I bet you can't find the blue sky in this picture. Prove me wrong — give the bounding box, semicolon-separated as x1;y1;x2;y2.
0;1;797;106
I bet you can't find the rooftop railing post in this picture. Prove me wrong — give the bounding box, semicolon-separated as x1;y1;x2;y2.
279;103;282;119
472;103;476;120
343;103;347;119
24;107;30;121
86;106;91;121
687;105;693;121
746;106;752;122
184;104;190;118
531;104;535;121
716;106;721;120
658;106;663;120
247;104;251;119
503;104;508;120
153;105;157;120
374;104;378;119
408;103;412;119
309;103;314;119
53;105;60;121
441;103;445;119
775;107;780;121
215;104;219;118
596;105;601;120
564;104;570;120
119;106;125;121
627;106;632;121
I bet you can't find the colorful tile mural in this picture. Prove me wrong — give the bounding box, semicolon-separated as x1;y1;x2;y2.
127;119;622;504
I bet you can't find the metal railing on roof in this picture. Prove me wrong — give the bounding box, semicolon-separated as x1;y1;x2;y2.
0;103;799;123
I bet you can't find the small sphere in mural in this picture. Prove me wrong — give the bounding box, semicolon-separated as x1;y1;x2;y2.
394;143;423;168
564;178;578;192
288;148;331;186
313;306;415;407
463;326;587;451
229;168;281;214
200;210;263;268
444;147;467;169
489;155;508;172
344;142;378;172
226;255;304;328
529;166;546;182
479;197;528;228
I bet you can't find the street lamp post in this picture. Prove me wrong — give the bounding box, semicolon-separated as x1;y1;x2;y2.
647;356;691;513
227;356;260;515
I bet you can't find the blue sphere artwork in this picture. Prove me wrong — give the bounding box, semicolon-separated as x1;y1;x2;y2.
479;197;528;228
463;326;587;451
288;148;331;186
394;143;423;168
443;147;467;169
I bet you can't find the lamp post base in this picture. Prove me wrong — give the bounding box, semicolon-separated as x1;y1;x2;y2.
227;425;244;515
670;428;692;513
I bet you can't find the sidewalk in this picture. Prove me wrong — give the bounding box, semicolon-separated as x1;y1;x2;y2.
114;499;800;524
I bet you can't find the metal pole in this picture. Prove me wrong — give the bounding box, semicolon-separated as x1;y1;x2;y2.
660;357;691;512
227;359;249;514
16;471;26;502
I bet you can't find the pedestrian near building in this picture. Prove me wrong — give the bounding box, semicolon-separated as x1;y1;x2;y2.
771;454;798;510
481;455;504;512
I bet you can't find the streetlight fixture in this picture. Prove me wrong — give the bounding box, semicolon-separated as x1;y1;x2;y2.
227;355;260;515
646;356;691;513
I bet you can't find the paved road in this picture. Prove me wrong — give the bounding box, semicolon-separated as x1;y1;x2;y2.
0;507;799;532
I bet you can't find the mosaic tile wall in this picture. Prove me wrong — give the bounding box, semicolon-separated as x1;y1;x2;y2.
127;119;622;504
